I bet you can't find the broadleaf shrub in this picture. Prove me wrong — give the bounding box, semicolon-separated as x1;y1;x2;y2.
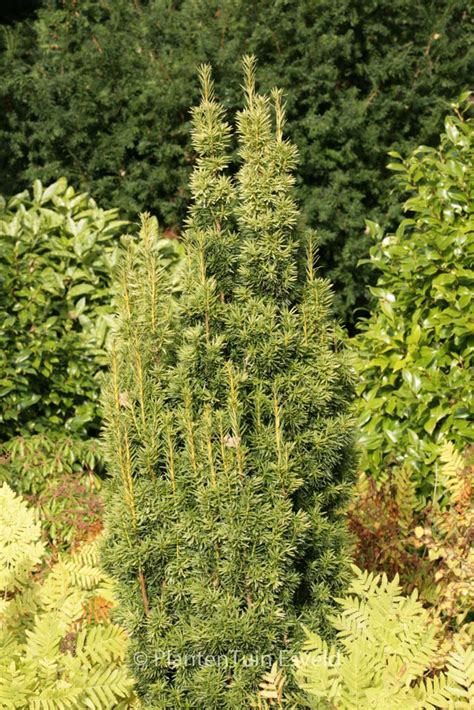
0;178;128;439
0;434;100;495
0;177;182;463
355;100;474;492
1;0;472;322
0;434;104;557
32;472;104;557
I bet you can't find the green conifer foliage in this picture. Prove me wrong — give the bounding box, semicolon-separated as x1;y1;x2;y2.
2;0;472;324
101;59;356;709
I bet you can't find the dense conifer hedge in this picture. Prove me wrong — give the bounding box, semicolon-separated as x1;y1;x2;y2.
1;0;472;322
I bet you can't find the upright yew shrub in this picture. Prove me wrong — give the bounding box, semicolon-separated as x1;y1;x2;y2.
101;59;356;709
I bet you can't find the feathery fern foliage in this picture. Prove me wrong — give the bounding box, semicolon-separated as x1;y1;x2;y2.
0;484;135;709
349;443;474;666
293;567;474;709
413;444;474;662
101;58;356;708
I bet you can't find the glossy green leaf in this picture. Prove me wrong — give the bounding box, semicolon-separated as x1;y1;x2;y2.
354;104;474;492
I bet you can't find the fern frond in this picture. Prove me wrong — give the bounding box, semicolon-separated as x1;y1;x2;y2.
24;613;63;661
0;483;45;592
0;660;36;708
0;488;136;708
81;665;135;709
293;567;472;709
443;642;474;706
61;556;103;590
394;465;418;528
257;661;287;705
439;442;466;502
75;623;128;666
29;681;83;710
414;672;450;708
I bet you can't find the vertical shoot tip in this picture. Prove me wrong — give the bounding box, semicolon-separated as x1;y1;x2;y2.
306;231;316;282
271;88;285;142
242;54;257;108
140;211;150;249
198;64;214;103
139;211;158;250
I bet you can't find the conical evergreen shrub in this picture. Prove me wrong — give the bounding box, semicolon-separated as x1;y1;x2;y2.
101;58;357;709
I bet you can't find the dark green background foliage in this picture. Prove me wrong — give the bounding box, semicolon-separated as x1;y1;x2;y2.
355;100;474;495
0;0;40;24
1;0;472;322
0;178;127;439
101;64;356;707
